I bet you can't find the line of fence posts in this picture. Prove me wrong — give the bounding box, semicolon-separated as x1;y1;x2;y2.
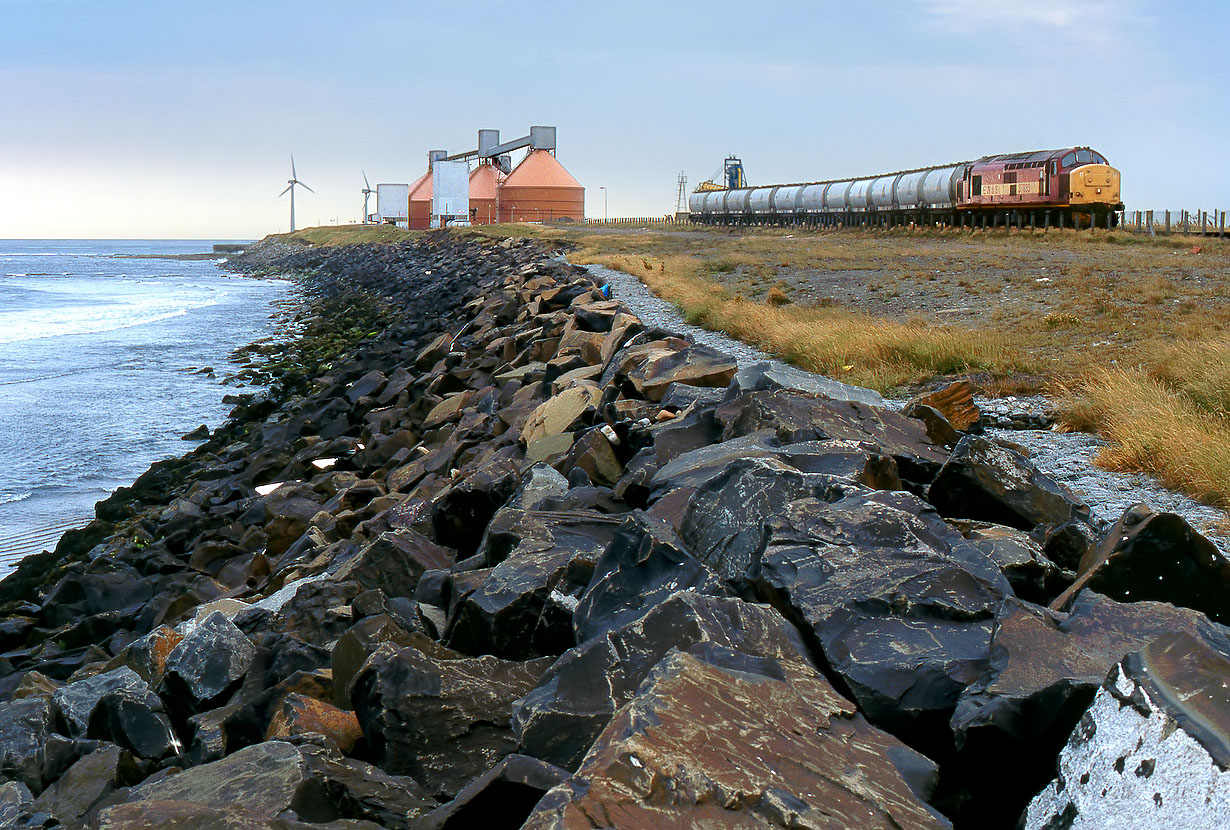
1124;209;1227;238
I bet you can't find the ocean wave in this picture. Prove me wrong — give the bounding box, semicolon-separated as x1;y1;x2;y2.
0;302;219;344
0;493;32;506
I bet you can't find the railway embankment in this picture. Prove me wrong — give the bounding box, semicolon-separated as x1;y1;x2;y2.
1;232;1228;828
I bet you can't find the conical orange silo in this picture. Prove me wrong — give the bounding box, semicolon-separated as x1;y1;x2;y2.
408;168;433;230
497;150;584;223
469;163;504;225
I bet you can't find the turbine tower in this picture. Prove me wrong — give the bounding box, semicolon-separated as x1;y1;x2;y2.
361;171;374;224
279;156;313;231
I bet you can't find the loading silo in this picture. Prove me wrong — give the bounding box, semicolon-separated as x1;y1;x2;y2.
497;142;584;223
469;163;504;225
408;150;447;230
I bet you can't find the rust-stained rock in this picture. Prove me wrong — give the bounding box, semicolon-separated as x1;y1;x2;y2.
907;379;981;432
1052;503;1230;625
523;649;951;829
265;693;363;752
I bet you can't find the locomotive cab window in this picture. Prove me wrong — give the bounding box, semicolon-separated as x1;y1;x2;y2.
1075;149;1093;164
1062;153;1076;168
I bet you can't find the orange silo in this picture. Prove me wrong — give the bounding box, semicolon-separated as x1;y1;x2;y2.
497;150;584;223
469;163;504;225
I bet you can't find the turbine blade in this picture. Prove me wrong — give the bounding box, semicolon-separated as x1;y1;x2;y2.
363;170;370;189
279;185;292;196
291;155;297;178
300;182;315;193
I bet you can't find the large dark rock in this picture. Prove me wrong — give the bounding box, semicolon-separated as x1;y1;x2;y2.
573;511;724;642
350;635;553;798
523;648;951;829
513;591;814;771
159;611;256;715
412;753;569;830
929;434;1091;532
953;519;1072;604
115;740;335;822
51;666;150;738
714;389;947;483
333;530;455;599
0;697;52;792
1053;503;1230;625
679;455;855;584
753;491;1011;732
39;568;153;629
725;359;886;407
87;685;178;760
30;743;142;826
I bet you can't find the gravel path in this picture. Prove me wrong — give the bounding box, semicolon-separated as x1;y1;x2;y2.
585;262;1230;555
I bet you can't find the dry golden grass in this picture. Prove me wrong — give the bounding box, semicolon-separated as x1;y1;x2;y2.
582;251;1023;391
1059;362;1230;507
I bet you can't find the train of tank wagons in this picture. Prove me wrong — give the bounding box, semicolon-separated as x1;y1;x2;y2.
688;147;1123;229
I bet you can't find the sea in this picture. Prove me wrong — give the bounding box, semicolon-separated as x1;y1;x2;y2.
0;240;289;577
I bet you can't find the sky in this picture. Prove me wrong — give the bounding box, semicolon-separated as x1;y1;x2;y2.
0;0;1226;238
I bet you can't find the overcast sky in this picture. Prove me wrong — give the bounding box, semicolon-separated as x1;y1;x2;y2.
1;0;1225;238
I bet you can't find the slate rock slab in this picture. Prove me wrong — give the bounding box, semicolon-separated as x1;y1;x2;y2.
52;666;150;738
351;636;553;798
929;434;1090;532
754;491;1011;729
523;648;951;829
573;510;724;642
119;740;335;822
513;591;814;771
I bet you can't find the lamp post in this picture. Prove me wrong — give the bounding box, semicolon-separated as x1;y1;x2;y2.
600;187;607;222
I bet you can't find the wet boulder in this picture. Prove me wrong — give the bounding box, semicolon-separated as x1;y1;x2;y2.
628;342;738;401
953;520;1071;603
350;635;553;798
754;490;1011;731
524;648;951;829
513;591;814;771
1052;503;1230;625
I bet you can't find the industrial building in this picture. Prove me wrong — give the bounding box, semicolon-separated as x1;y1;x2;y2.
402;126;584;229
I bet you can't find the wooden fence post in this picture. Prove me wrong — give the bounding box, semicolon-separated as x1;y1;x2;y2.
1165;210;1171;234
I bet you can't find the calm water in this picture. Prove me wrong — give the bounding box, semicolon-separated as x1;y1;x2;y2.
0;240;288;573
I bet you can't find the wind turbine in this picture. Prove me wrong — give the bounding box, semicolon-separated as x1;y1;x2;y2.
361;171;374;224
279;156;313;231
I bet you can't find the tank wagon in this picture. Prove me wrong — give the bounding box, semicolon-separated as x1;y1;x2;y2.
689;147;1122;230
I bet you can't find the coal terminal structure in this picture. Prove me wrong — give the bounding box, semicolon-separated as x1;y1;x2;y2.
0;232;1227;828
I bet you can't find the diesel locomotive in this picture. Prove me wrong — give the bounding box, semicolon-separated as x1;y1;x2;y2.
688;147;1123;229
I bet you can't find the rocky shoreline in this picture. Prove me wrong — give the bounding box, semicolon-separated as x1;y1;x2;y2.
1;233;1228;828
